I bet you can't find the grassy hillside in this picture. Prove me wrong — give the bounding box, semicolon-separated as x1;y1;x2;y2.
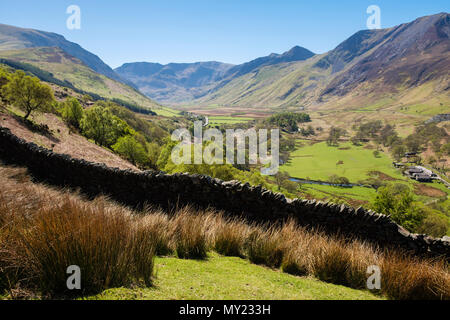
0;47;159;110
1;165;449;300
88;253;382;300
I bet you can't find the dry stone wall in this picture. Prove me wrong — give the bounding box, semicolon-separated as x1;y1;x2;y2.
0;126;448;259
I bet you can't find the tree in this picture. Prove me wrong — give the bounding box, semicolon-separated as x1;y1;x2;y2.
2;70;54;120
327;127;346;146
371;184;425;232
61;97;83;128
147;142;162;169
80;105;132;147
0;67;9;106
274;171;291;191
391;145;406;162
282;179;298;194
112;135;148;166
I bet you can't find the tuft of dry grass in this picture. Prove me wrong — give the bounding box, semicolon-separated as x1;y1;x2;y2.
213;215;250;257
0;167;156;298
170;207;209;260
381;252;450;300
245;227;286;268
0;165;449;300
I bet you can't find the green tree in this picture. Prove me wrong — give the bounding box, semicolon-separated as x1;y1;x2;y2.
274;171;291;191
417;211;449;238
2;70;54;120
327;127;346;146
0;67;9;106
391;145;406;162
147;142;162;169
112;135;148;166
371;184;425;232
80;105;132;147
62;98;83;128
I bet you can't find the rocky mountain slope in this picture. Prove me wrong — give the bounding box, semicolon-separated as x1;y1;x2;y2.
198;13;450;111
117;13;449;114
115;46;315;103
115;61;234;103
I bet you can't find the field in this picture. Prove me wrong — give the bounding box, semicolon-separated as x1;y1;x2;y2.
153;106;182;117
208;116;253;125
281;140;405;183
87;253;381;300
300;184;378;207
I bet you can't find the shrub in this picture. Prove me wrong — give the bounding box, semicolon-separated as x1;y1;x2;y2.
80;105;132;147
112;135;148;166
61;97;83;128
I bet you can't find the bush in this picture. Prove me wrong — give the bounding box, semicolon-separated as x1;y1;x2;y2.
61;98;83;128
80;105;132;147
112;135;148;166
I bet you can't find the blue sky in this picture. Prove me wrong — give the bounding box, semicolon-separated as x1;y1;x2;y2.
0;1;448;68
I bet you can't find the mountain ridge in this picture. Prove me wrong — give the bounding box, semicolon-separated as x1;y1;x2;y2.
115;46;315;103
0;23;136;87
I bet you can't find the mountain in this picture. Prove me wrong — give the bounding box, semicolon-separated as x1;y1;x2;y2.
197;13;450;111
115;61;234;103
117;13;449;114
224;46;315;79
0;23;132;86
115;46;315;103
0;46;159;110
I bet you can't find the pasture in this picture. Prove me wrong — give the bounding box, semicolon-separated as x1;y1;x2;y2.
281;140;405;183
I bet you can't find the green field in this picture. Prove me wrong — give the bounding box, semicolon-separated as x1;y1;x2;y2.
281;141;405;183
300;184;378;205
209;116;253;125
86;253;381;300
154;106;181;117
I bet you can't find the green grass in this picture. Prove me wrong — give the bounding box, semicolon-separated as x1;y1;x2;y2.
85;253;382;300
301;184;377;205
281;141;405;183
209;116;253;125
154;106;182;117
